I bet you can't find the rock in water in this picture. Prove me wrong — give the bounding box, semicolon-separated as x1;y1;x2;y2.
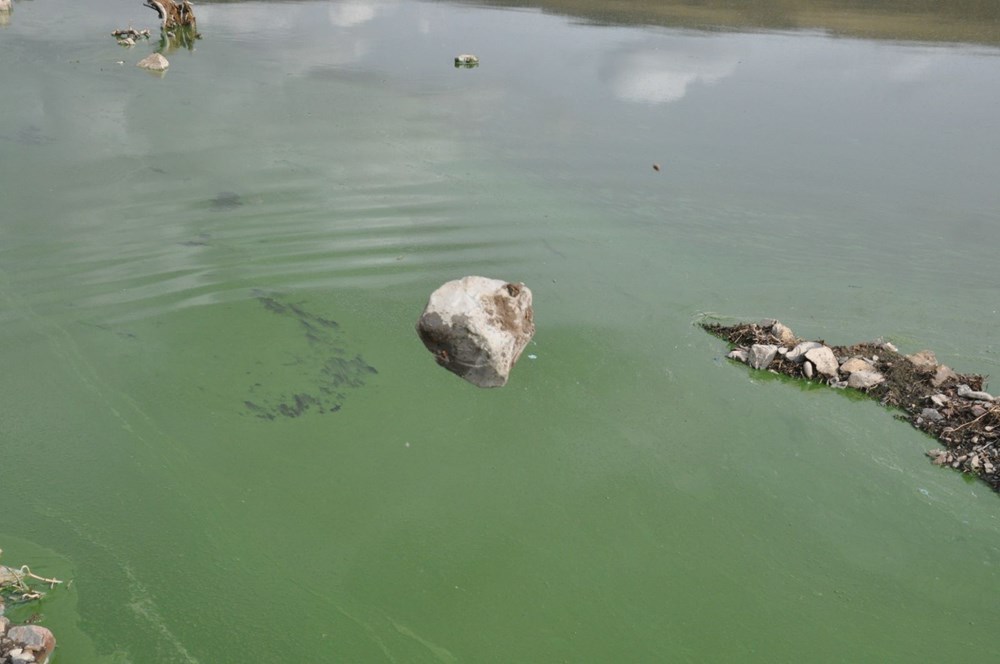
5;625;56;663
137;53;169;71
748;344;778;370
804;346;839;378
786;341;822;363
847;370;885;390
416;276;534;387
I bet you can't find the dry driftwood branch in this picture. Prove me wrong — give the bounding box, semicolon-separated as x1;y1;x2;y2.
0;549;64;602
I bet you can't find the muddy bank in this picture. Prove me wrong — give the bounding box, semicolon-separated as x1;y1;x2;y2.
703;319;1000;492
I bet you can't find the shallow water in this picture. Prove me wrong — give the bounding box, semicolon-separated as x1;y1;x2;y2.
1;0;999;661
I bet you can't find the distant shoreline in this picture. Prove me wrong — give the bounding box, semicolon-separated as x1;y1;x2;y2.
462;0;1000;46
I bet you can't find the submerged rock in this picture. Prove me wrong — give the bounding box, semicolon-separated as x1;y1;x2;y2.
416;276;534;387
454;54;479;67
137;53;169;71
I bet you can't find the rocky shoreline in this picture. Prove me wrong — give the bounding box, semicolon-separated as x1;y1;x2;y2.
704;319;1000;491
0;554;60;664
0;603;56;664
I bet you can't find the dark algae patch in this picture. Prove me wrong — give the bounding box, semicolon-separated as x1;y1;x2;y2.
243;291;376;420
703;318;1000;493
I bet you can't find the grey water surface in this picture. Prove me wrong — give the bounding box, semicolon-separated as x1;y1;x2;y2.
1;0;999;661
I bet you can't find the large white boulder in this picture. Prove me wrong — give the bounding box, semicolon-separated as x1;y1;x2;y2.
416;276;534;387
804;346;839;378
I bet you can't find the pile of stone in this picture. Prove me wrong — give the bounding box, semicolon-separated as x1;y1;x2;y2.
112;27;151;47
0;605;55;664
704;319;1000;491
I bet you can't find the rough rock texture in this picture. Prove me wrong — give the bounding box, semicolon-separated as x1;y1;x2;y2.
770;322;796;344
957;384;994;402
416;276;534;387
786;341;822;363
748;344;778;370
727;349;748;363
0;0;11;13
137;53;169;71
3;625;55;664
932;364;958;387
847;370;885;390
907;350;938;370
804;346;839;377
840;357;873;374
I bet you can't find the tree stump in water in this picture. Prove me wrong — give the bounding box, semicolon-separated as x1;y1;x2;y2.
143;0;197;30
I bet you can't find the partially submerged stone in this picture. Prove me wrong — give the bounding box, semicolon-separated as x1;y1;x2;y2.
137;53;169;71
5;625;55;664
454;54;479;67
416;276;534;387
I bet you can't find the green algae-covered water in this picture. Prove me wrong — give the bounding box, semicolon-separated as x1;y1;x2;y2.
2;0;1000;661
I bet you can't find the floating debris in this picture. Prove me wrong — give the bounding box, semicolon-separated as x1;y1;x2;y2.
112;27;151;46
454;54;479;68
0;550;63;603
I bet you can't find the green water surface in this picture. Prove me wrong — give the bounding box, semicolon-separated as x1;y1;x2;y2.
1;0;999;661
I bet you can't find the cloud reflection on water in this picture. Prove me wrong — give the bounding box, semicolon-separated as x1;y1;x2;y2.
606;40;740;104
